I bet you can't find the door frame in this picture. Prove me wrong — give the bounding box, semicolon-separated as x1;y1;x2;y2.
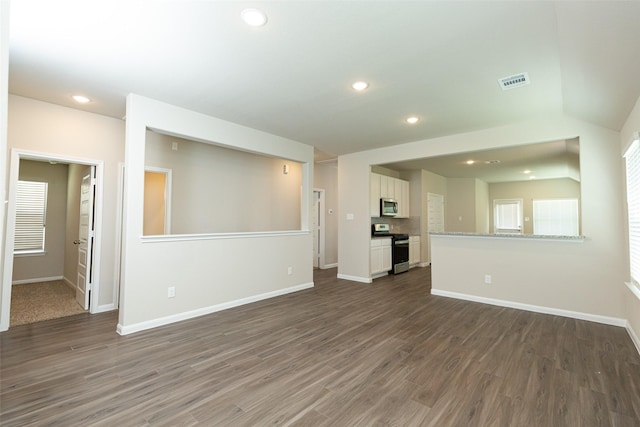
0;149;104;331
313;188;326;269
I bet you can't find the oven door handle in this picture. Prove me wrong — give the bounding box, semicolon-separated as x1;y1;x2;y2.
395;239;409;244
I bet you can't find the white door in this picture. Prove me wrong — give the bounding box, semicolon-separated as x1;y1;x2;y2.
427;193;444;265
76;166;95;309
312;191;320;268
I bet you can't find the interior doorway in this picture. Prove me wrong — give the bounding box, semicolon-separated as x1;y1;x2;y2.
143;167;172;235
312;189;326;268
0;150;104;331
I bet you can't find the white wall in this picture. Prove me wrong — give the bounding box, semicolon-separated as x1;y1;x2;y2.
620;95;640;351
446;178;477;232
146;131;303;234
338;114;626;323
119;94;314;334
475;179;489;233
4;96;125;318
0;0;10;330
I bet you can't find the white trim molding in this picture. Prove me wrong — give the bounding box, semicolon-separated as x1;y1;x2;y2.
626;321;640;357
337;273;372;284
11;275;64;285
117;282;314;335
431;288;627;327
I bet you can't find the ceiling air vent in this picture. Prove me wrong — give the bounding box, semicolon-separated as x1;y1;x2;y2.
498;72;530;90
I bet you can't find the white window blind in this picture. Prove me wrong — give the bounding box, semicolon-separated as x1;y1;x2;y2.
14;180;48;253
494;199;522;233
625;137;640;285
533;199;579;236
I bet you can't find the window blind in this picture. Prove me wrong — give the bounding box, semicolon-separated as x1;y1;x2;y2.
494;199;522;233
14;180;48;252
625;137;640;285
533;199;579;236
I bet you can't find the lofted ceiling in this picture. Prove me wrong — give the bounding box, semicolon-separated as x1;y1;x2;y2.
7;1;640;160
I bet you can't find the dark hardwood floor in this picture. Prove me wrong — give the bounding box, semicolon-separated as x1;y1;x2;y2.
2;267;639;426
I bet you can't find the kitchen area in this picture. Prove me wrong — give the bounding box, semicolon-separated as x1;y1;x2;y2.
368;139;581;281
370;168;423;279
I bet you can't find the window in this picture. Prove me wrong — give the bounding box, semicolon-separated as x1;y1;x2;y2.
14;180;48;254
494;199;522;234
625;134;640;286
533;199;579;236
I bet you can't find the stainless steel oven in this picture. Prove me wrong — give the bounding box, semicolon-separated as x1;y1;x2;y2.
391;234;410;274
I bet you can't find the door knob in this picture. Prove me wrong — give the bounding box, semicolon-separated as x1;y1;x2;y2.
73;240;80;245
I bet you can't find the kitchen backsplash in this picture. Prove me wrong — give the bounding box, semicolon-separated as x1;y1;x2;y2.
371;216;421;236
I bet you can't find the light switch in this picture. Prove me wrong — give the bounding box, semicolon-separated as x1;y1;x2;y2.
346;213;354;220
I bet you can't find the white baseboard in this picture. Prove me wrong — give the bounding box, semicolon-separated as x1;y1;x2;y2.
63;277;76;291
12;276;64;285
431;288;628;328
117;282;314;335
419;262;430;268
627;322;640;357
337;273;372;284
93;304;117;314
320;263;338;269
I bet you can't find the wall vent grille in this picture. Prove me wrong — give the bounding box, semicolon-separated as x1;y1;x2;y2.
498;72;530;90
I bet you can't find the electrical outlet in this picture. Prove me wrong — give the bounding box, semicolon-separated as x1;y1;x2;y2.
484;275;492;284
168;286;176;298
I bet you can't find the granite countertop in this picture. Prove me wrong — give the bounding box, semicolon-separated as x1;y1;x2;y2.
429;231;585;242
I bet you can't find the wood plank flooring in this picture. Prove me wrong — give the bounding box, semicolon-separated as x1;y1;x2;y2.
2;267;640;426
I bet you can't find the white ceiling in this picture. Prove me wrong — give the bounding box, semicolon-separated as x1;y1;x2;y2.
8;1;640;160
381;139;580;183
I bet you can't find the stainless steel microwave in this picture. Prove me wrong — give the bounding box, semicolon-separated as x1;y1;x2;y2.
380;198;398;217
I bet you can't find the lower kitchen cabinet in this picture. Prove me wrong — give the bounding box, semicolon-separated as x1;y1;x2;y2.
409;236;420;266
371;238;392;276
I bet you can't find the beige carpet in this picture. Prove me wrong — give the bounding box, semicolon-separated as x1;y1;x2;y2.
10;280;87;326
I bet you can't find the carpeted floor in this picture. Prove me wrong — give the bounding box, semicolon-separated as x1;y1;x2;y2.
10;281;87;326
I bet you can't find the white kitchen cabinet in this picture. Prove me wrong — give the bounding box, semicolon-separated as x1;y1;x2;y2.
370;173;410;218
380;175;392;199
370;238;392;277
409;236;420;266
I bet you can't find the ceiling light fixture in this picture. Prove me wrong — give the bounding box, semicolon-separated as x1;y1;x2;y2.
466;160;475;165
523;169;532;174
241;8;268;26
352;81;369;91
72;95;91;104
405;116;419;125
529;175;537;180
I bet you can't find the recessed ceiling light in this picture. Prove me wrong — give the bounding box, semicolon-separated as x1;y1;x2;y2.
352;81;369;91
72;95;91;104
466;160;475;165
529;175;537;180
241;8;268;26
523;169;532;174
405;116;419;125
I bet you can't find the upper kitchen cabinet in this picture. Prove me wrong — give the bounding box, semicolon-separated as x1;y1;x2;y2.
370;172;410;218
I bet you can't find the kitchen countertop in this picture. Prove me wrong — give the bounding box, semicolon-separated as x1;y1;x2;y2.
429;231;585;242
